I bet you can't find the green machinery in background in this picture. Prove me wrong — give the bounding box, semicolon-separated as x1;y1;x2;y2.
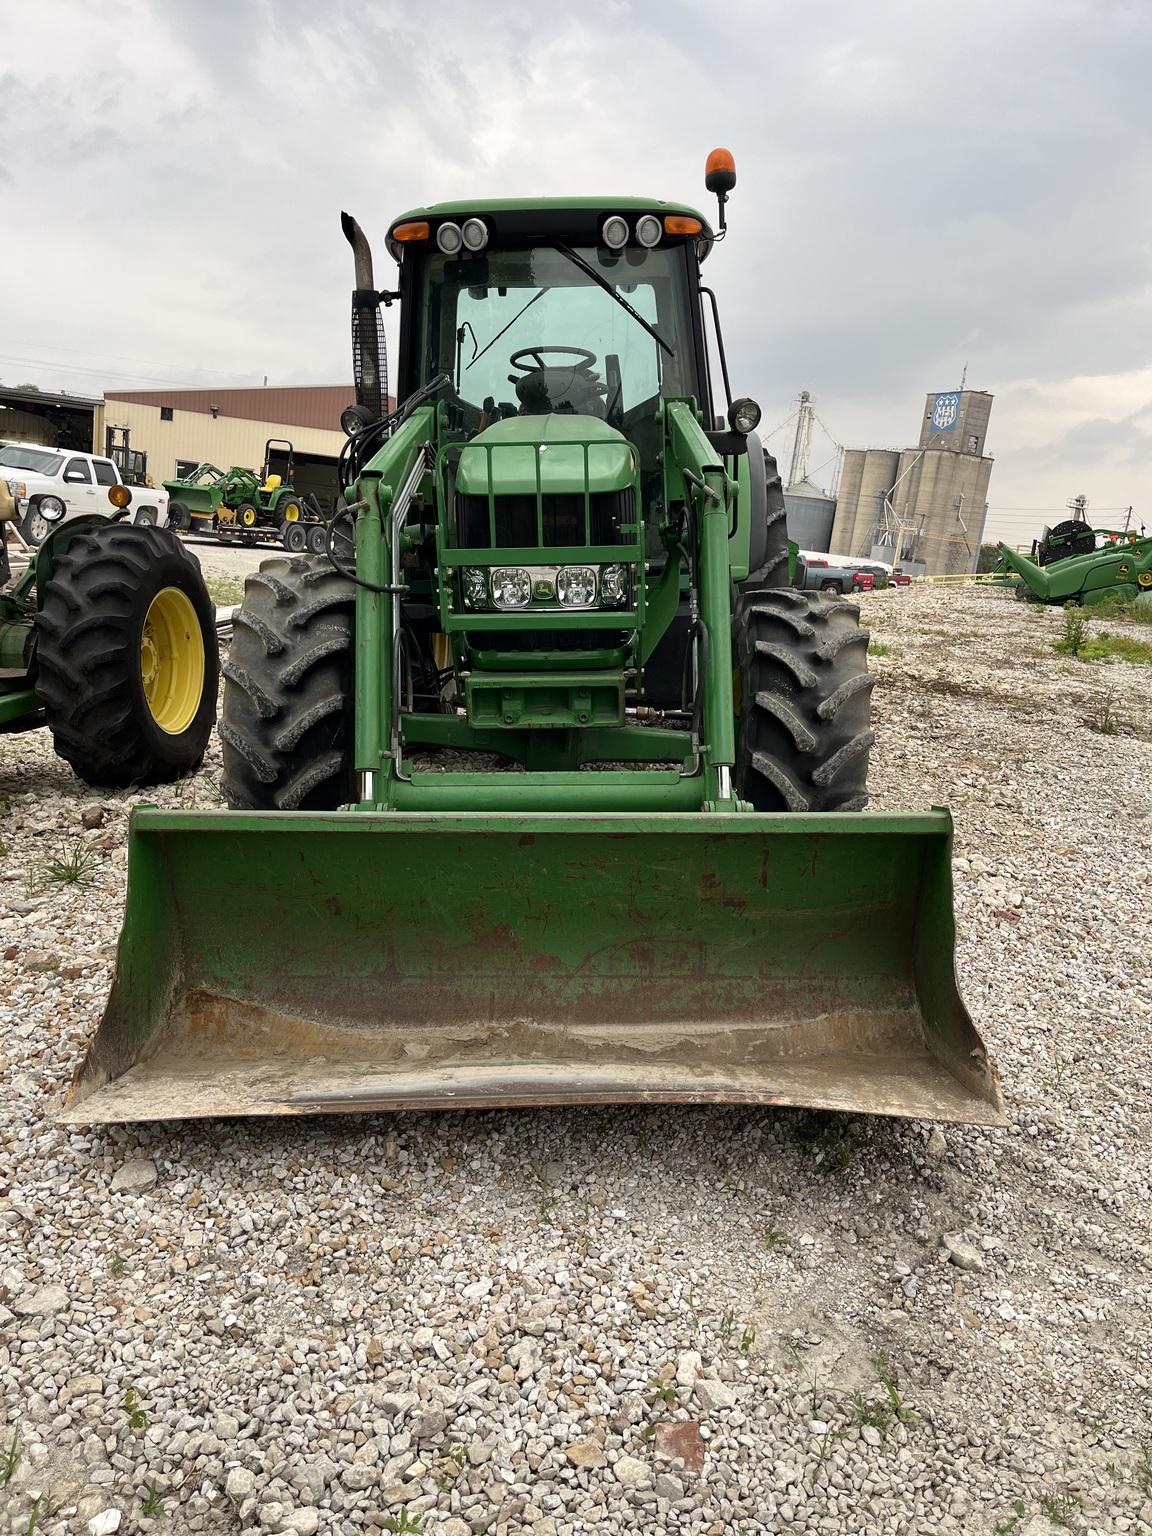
66;151;1002;1129
997;525;1152;605
1;508;218;785
164;439;328;553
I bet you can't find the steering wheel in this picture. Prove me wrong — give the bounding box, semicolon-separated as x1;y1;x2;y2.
509;346;598;374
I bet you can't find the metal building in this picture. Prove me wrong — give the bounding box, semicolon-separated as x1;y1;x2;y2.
784;478;837;553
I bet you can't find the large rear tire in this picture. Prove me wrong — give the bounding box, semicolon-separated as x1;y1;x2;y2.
220;554;355;810
34;524;219;787
735;589;875;812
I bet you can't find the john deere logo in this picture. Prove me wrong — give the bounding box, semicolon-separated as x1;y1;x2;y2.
931;392;960;431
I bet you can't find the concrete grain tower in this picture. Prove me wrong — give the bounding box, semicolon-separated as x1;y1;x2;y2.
830;389;994;574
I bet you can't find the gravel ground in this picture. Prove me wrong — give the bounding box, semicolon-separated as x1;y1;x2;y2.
2;585;1151;1536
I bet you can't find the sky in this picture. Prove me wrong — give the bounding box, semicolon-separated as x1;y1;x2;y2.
1;0;1150;543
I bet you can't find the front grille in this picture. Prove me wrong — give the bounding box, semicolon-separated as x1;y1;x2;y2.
457;488;634;549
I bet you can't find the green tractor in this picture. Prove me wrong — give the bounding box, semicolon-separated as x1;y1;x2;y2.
1;499;219;785
66;151;1002;1128
997;524;1152;606
165;440;328;553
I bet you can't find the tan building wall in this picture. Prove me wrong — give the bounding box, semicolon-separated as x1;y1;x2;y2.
101;399;345;483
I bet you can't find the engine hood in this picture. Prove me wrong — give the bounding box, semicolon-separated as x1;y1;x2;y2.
455;415;636;499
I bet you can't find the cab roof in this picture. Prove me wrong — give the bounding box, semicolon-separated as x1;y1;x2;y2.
388;196;714;240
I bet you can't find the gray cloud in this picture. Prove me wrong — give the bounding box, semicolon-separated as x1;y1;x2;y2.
2;0;1150;533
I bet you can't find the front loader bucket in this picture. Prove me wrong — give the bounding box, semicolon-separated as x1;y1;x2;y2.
64;809;1004;1127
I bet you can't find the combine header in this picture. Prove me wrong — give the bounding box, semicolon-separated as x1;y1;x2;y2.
66;152;1002;1127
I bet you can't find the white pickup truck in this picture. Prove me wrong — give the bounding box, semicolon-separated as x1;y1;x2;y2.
0;442;169;546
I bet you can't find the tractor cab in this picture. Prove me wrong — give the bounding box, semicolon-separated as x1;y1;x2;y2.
390;201;713;442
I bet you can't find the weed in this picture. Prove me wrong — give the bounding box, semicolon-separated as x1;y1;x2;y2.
849;1390;898;1441
870;641;895;657
379;1514;423;1535
140;1482;165;1517
873;1352;917;1426
1054;604;1088;657
720;1308;736;1339
0;793;10;812
124;1388;148;1431
204;575;246;607
721;1175;747;1195
30;839;99;892
25;1497;45;1536
1039;1489;1080;1525
1086;687;1127;734
993;1498;1027;1534
0;1432;19;1488
1137;1440;1152;1494
739;1325;756;1354
109;1253;127;1279
1081;630;1152;664
762;1225;787;1250
1092;592;1152;626
646;1376;676;1406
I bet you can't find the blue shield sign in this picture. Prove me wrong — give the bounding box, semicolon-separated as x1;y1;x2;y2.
930;392;960;433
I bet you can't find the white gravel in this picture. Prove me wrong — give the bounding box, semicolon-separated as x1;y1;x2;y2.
2;585;1151;1536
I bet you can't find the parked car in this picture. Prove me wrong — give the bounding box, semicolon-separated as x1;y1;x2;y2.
888;569;912;587
0;474;15;583
0;443;169;547
794;551;890;595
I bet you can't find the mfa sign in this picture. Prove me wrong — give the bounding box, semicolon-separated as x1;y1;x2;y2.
930;392;961;432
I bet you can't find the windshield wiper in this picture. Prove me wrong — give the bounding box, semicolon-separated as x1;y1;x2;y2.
466;287;549;372
554;242;674;358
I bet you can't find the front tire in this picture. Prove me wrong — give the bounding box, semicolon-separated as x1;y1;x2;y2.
34;524;219;787
220;555;355;810
281;521;307;553
23;498;62;546
134;506;157;527
735;589;875;812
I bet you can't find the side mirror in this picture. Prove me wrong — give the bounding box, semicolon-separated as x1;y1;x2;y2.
64;471;86;483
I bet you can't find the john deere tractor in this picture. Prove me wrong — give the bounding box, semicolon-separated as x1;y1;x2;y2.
67;152;1002;1128
1;498;218;786
165;441;326;552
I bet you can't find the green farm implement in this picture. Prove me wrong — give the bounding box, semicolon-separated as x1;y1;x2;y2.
66;151;1002;1127
164;439;328;552
1;510;218;785
998;527;1152;605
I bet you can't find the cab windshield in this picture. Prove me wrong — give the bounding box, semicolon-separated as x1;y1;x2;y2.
413;244;702;429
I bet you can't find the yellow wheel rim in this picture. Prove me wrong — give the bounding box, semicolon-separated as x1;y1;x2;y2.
140;587;205;735
239;505;257;527
1138;571;1152;588
283;503;300;522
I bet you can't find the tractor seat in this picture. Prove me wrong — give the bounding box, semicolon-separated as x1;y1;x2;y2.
261;474;282;492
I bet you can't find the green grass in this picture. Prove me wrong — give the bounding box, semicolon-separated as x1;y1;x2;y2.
0;1433;19;1488
140;1483;165;1518
1080;630;1152;663
1039;1490;1080;1526
870;641;896;657
1053;603;1152;664
379;1516;423;1535
1092;592;1152;625
30;839;99;892
204;574;245;607
993;1498;1027;1534
1137;1440;1152;1494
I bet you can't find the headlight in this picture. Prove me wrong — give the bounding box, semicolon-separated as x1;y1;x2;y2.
728;396;762;435
39;497;66;522
461;218;488;251
462;567;488;609
600;563;628;607
7;479;26;499
436;221;463;255
601;215;629;250
490;567;532;608
556;566;597;607
635;214;662;248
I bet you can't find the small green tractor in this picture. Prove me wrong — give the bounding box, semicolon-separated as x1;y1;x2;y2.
67;151;1001;1129
1;495;218;786
164;440;327;552
997;524;1152;606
